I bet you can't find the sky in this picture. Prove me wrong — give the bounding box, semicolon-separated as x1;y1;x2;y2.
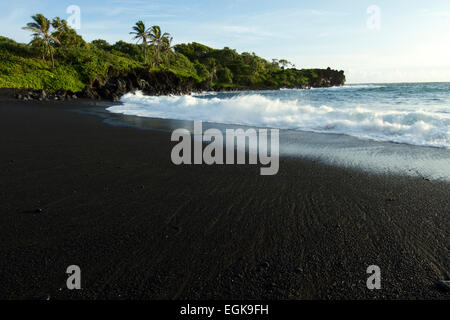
1;0;450;83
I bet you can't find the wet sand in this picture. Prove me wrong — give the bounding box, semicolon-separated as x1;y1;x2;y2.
0;99;448;300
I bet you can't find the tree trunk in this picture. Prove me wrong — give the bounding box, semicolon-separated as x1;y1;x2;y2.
156;41;160;66
142;41;147;64
50;45;55;69
42;42;46;61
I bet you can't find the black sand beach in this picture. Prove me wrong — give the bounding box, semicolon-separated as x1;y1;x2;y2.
0;98;448;300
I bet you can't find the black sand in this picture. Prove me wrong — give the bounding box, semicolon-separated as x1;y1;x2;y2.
0;99;448;300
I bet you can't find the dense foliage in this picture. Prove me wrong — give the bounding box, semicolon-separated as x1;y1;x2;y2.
0;14;345;93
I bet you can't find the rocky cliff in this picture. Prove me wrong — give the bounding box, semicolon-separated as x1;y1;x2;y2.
10;67;346;102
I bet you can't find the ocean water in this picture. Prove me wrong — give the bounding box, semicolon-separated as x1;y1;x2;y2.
106;83;450;181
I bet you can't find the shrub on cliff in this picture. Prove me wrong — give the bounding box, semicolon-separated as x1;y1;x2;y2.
0;37;83;91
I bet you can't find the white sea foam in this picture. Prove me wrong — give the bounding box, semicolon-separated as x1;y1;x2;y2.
310;84;387;90
108;90;450;149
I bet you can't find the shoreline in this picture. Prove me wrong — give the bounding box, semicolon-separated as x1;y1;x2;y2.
0;99;449;300
101;97;450;183
3;95;450;182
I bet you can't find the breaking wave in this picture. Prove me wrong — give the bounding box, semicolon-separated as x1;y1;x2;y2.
107;89;450;148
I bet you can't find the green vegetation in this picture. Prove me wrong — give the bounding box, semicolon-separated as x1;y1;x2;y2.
0;13;345;94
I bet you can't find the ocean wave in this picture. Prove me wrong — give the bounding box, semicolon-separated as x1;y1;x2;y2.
311;84;387;90
108;91;450;148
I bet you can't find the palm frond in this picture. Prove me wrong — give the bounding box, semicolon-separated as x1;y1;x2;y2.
25;23;42;30
22;26;42;34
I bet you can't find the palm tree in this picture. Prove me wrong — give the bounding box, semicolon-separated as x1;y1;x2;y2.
130;21;149;64
23;14;60;68
148;26;171;66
